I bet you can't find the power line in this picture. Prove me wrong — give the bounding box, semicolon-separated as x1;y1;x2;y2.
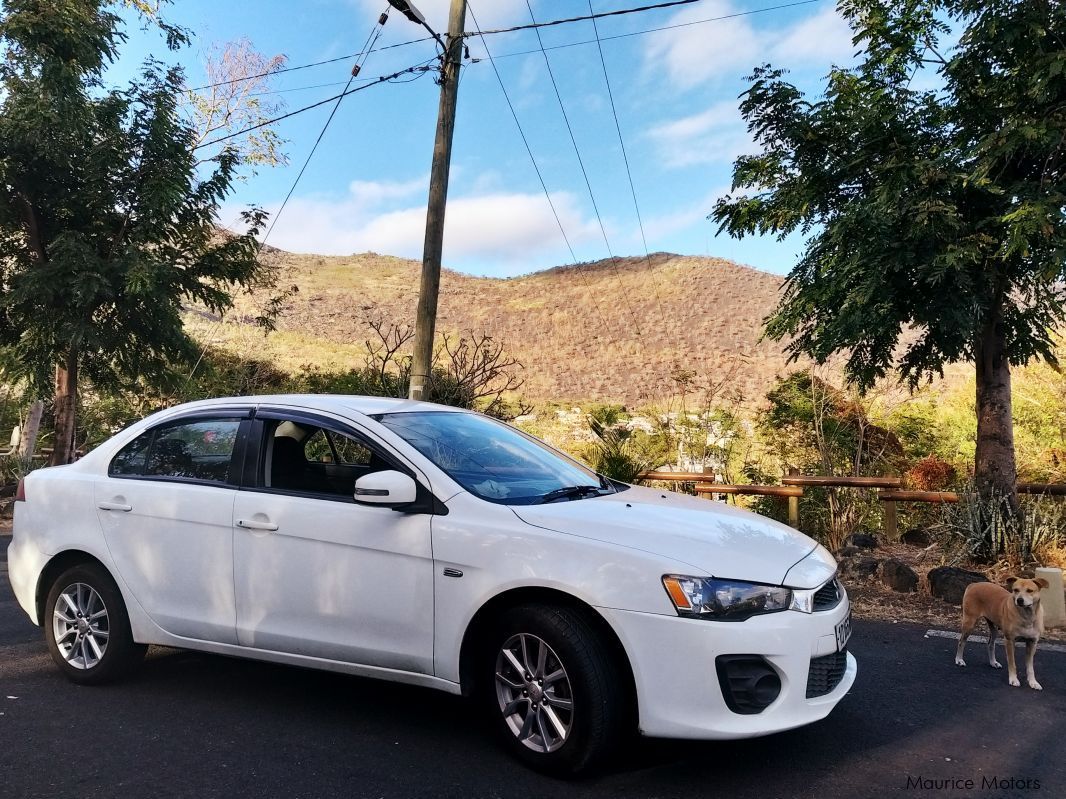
468;0;708;38
190;0;822;92
193;56;438;152
259;13;388;248
188;33;437;92
521;1;647;343
188;10;396;388
586;0;671;331
247;78;377;97
484;0;823;60
466;3;622;350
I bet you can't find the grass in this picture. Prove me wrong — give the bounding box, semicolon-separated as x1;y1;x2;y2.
187;251;799;404
187;249;975;406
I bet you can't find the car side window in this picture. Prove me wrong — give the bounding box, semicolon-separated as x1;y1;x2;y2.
109;430;153;476
303;429;334;463
142;419;242;484
327;430;373;466
264;420;388;499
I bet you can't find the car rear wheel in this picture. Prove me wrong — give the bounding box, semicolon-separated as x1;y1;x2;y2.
484;604;629;776
45;563;146;684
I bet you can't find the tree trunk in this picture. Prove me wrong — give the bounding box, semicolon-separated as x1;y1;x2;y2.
17;400;44;458
973;310;1019;556
49;348;78;466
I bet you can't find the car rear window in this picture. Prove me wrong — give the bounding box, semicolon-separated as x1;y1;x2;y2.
109;418;242;485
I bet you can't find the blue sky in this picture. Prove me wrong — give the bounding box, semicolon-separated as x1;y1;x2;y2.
115;0;861;277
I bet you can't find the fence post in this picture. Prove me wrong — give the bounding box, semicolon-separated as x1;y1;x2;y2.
787;468;800;530
882;490;899;540
1036;568;1065;629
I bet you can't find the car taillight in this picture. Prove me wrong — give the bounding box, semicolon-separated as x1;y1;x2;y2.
15;478;26;502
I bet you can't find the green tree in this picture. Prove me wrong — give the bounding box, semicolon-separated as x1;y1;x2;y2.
0;0;267;464
713;0;1066;539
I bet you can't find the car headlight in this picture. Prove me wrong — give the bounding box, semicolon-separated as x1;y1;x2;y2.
662;575;793;621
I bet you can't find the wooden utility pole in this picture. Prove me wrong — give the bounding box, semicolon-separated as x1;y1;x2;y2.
408;0;467;401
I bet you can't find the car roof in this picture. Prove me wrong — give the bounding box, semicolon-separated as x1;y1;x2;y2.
164;394;467;417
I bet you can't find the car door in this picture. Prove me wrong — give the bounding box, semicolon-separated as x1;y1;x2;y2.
232;409;435;674
94;412;251;644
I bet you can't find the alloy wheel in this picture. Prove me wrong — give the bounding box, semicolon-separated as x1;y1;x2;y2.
52;583;110;670
494;633;575;753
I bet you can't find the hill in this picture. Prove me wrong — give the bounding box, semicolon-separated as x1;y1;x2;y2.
187;250;808;406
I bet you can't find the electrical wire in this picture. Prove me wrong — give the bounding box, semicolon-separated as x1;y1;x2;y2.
188;33;437;91
247;78;378;97
484;0;823;60
259;11;388;248
467;0;709;38
190;0;822;93
466;3;622;350
193;56;438;152
586;0;671;331
520;2;647;343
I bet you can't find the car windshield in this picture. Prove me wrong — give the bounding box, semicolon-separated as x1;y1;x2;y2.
375;411;612;505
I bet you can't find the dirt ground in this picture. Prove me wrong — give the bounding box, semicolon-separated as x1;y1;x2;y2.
843;539;1066;641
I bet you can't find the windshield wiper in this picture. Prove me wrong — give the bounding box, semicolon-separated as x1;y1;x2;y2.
539;485;605;504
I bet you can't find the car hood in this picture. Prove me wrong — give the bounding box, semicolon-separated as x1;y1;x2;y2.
511;484;835;588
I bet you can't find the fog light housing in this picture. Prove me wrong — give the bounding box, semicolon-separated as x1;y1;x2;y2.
715;655;782;714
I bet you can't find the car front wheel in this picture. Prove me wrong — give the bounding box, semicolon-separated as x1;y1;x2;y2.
44;563;146;684
485;604;629;776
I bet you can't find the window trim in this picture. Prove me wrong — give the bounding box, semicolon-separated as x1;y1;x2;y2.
106;411;253;489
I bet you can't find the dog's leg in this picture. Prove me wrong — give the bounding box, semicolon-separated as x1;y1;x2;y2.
1005;636;1020;687
955;617;976;666
1025;641;1041;690
986;621;1001;668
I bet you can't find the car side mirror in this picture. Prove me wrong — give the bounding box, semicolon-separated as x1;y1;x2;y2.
354;470;418;507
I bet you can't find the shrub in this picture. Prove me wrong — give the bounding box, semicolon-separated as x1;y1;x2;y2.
907;454;957;491
932;486;1066;566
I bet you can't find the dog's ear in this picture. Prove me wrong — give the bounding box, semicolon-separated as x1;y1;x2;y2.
1034;577;1049;590
1005;576;1018;589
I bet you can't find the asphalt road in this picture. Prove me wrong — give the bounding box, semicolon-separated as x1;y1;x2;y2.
2;542;1064;799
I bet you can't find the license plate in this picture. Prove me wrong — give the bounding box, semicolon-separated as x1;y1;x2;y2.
835;611;852;651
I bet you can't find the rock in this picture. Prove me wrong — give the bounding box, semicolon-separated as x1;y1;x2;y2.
840;556;880;579
881;559;919;593
928;567;988;605
847;532;878;550
900;528;932;547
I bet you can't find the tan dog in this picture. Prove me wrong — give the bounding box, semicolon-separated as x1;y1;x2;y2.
954;577;1049;689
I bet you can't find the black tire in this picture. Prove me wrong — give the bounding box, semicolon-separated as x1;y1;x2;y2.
44;562;146;685
481;604;630;776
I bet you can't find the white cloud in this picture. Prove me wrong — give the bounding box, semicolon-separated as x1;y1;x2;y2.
644;4;761;90
645;100;753;168
644;2;859;90
641;186;729;241
230;178;598;273
773;6;856;64
347;175;427;205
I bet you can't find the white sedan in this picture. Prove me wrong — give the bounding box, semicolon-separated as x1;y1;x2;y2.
7;395;856;774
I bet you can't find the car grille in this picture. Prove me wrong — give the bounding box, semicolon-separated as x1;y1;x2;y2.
812;578;843;611
806;649;848;699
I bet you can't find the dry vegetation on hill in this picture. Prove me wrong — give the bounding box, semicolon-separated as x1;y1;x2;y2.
186;250;807;405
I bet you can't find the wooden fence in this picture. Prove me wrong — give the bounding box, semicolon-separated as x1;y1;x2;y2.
636;469;1066;538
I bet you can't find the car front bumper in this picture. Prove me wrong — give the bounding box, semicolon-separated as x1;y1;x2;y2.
599;594;856;739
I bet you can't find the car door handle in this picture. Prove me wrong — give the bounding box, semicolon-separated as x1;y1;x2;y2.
236;519;279;532
97;501;132;512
